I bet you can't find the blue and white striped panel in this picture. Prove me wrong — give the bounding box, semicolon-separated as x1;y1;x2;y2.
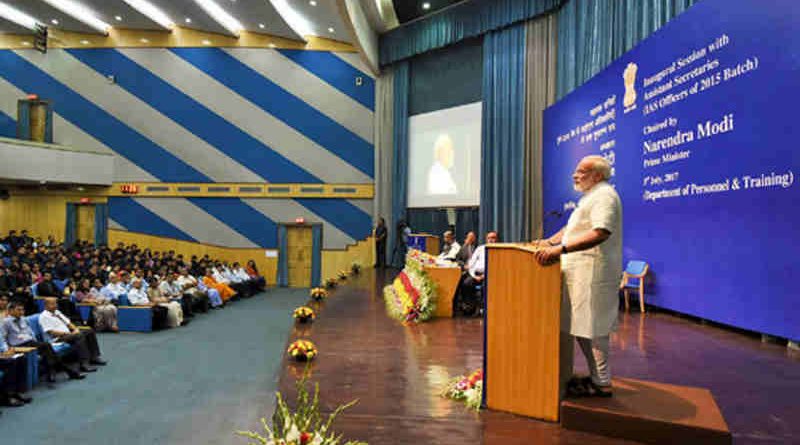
0;48;375;249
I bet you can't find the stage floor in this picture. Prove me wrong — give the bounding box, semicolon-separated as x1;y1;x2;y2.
275;270;799;445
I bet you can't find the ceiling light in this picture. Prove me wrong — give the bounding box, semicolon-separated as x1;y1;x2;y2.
185;17;192;23
309;0;317;5
268;43;276;48
258;23;265;29
202;39;211;45
140;38;149;43
80;39;89;45
121;0;174;29
422;2;430;10
327;27;334;33
22;41;31;46
115;15;122;21
51;18;59;25
192;0;244;36
268;0;311;40
41;0;111;34
0;2;40;30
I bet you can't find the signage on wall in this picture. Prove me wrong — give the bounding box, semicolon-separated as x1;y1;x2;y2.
294;217;305;224
120;184;139;194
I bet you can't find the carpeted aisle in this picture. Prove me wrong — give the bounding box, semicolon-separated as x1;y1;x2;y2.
0;289;306;445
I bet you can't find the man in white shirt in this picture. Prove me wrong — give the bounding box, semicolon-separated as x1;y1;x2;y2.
437;231;461;263
457;231;499;316
535;155;622;397
176;269;213;311
39;298;106;372
129;279;169;330
100;273;126;302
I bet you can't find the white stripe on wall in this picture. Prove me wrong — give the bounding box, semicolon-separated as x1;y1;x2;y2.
332;51;376;79
119;48;371;184
242;198;355;249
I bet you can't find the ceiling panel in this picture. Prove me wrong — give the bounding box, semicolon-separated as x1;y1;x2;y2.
0;16;34;34
150;0;236;36
75;0;166;30
292;0;351;43
394;0;463;25
225;0;299;40
3;0;106;34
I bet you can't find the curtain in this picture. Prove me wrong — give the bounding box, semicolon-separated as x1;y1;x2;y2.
277;225;288;287
380;0;563;66
93;203;109;246
524;14;558;239
406;208;480;242
390;61;410;267
311;225;322;287
374;66;395;237
557;0;699;99
64;203;77;248
480;23;527;242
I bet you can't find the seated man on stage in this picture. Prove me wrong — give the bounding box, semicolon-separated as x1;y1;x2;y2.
437;230;461;263
40;297;107;373
456;231;499;316
535;155;622;398
456;231;477;268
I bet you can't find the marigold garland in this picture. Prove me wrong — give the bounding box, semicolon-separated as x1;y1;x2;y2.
287;339;318;361
383;249;438;324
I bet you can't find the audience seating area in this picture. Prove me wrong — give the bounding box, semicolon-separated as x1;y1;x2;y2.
0;230;269;411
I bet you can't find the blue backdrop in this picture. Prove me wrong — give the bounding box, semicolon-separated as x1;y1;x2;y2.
543;0;799;340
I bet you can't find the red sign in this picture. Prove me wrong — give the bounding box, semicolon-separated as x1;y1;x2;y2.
26;94;38;100
79;197;91;204
294;217;305;224
120;184;139;194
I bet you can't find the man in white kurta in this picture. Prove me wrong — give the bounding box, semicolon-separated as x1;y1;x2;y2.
535;155;622;396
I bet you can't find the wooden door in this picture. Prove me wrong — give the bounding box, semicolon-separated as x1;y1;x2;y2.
76;204;95;243
287;226;313;287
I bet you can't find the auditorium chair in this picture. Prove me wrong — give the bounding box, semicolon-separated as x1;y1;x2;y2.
24;313;73;385
620;261;649;313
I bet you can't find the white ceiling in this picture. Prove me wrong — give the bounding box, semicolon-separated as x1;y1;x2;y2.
0;0;353;43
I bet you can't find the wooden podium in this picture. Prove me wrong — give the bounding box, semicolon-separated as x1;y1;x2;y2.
483;243;563;421
407;233;440;255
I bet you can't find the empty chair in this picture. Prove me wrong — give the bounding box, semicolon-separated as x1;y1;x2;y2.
620;261;649;313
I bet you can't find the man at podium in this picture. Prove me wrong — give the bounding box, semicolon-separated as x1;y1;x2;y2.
535;155;622;397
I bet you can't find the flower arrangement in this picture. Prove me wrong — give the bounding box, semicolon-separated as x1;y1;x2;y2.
236;367;366;445
350;261;362;275
383;265;437;324
287;339;318;362
337;270;349;280
324;278;337;289
406;249;437;268
310;287;328;301
441;369;483;410
293;306;316;324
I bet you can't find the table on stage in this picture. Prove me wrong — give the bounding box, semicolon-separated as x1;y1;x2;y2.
424;265;461;318
408;233;440;255
483;243;566;421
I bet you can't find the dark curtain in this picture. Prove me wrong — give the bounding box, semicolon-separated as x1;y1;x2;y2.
93;203;109;246
557;0;699;99
380;0;563;65
311;225;322;287
64;203;77;248
407;207;480;246
390;61;410;267
480;23;527;242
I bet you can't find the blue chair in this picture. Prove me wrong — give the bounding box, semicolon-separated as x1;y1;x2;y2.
54;279;68;293
25;314;72;356
620;261;649;313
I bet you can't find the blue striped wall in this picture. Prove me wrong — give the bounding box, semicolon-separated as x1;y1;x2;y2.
0;48;375;249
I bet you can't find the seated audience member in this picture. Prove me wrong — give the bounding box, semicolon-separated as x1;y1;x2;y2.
3;301;84;381
0;294;8;319
0;329;32;408
146;278;184;328
100;273;127;303
128;279;169;330
245;260;266;290
457;231;499;316
438;231;461;262
176;269;214;310
159;274;194;319
231;262;257;296
75;279;119;333
456;232;478;268
36;272;81;323
40;298;107;372
215;263;246;298
203;268;236;302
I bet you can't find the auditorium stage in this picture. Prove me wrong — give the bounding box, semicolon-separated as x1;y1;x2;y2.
275;269;800;445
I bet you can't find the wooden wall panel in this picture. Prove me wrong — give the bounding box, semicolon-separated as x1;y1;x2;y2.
321;237;374;283
0;193;107;243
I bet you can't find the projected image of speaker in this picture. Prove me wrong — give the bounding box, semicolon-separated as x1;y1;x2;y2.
408;102;482;208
